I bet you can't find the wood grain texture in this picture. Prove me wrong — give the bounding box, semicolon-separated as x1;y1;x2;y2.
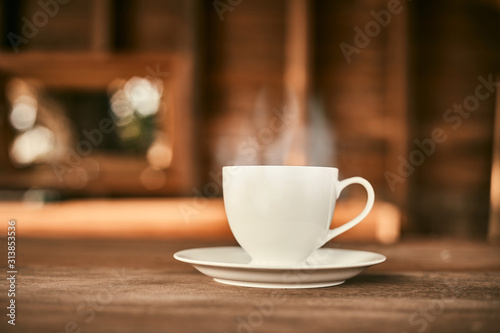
0;238;499;333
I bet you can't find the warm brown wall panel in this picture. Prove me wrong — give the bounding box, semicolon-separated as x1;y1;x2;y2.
22;0;93;51
126;0;187;51
202;0;286;181
314;0;394;195
409;0;500;235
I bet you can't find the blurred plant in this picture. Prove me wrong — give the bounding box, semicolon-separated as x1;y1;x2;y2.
109;76;163;154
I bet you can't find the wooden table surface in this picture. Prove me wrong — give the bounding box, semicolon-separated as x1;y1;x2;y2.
1;237;499;333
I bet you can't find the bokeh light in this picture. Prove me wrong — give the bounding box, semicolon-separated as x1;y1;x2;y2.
9;95;38;131
123;77;162;118
10;126;55;166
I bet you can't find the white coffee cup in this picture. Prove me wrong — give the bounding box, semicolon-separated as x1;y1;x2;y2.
222;165;375;267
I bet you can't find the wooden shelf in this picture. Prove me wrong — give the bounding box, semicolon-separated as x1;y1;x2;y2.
0;197;400;243
0;51;182;89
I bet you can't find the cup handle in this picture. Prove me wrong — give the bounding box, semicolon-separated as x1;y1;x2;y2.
324;177;375;243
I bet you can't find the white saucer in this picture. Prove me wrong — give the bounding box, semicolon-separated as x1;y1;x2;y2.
174;247;386;289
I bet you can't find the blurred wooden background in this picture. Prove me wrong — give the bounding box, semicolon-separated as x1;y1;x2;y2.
0;0;499;239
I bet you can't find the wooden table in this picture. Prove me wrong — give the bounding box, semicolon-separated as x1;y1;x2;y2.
1;237;499;333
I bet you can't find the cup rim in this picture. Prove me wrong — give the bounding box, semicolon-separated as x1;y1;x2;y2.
223;165;338;171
